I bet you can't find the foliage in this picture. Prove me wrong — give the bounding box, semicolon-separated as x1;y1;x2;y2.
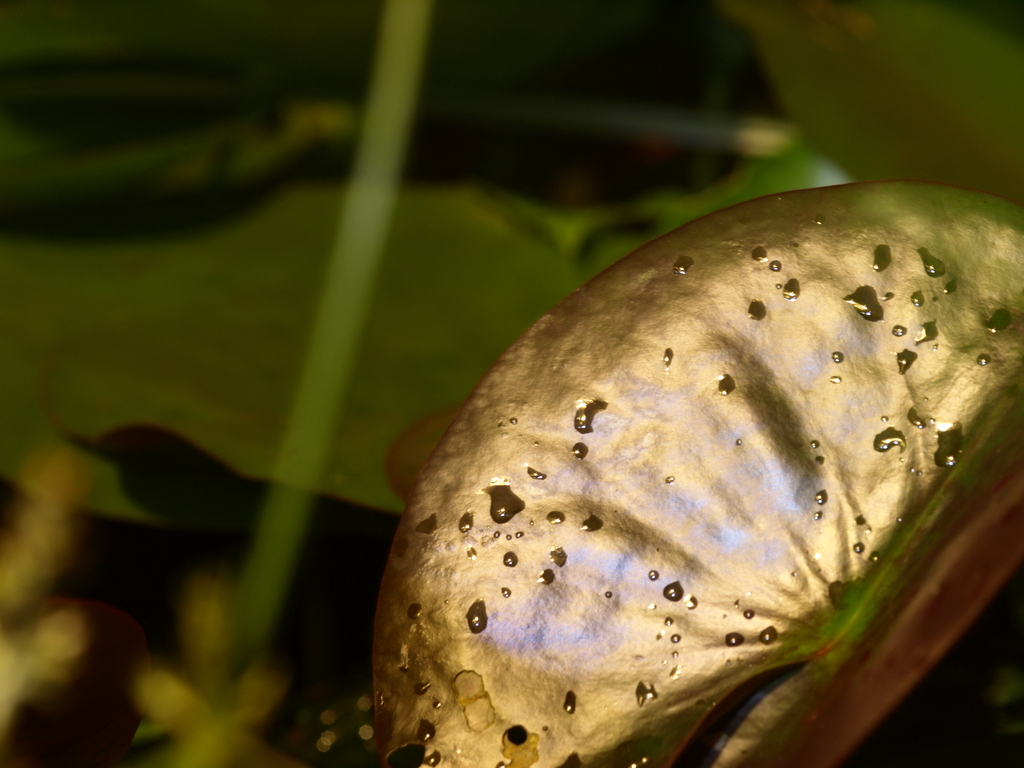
373;180;1024;767
0;1;1022;767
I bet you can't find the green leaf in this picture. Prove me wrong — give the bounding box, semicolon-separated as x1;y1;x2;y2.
721;0;1024;203
373;181;1024;767
0;183;609;524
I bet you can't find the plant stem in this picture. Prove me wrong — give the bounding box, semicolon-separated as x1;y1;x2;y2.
233;0;434;667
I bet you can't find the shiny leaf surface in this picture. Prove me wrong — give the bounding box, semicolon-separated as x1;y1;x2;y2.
373;181;1024;767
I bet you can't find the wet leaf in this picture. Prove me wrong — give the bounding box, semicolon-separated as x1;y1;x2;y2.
373;181;1024;767
721;0;1024;203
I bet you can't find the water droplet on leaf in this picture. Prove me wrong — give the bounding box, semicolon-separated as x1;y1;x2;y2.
407;603;422;620
743;609;755;619
547;511;565;524
550;547;567;567
459;513;473;533
563;691;576;713
986;308;1011;332
485;484;525;524
636;682;658;706
748;300;766;320
759;626;778;644
574;399;607;433
915;320;939;345
815;490;828;505
416;515;438;534
538;569;555;584
466;601;488;633
892;325;906;337
911;290;924;307
769;260;782;272
908;407;926;428
718;374;736;395
663;348;673;371
526;466;546;480
935;423;964;467
896;349;918;374
504;725;527;746
874;427;907;453
873;244;891;272
918;247;946;277
581;513;603;531
725;632;745;647
751;246;768;262
831;351;844;363
977;353;991;366
844;286;884;321
503;552;518;567
673;256;694;275
649;570;659;581
783;278;800;301
571;442;588;460
663;581;683;601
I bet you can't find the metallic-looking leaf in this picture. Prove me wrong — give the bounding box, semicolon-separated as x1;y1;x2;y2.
374;181;1024;767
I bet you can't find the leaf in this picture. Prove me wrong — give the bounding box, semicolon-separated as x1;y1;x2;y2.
372;181;1024;767
0;98;350;231
720;0;1024;203
0;183;608;523
0;141;835;526
0;1;657;101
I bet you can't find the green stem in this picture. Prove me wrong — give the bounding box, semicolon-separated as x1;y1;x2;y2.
233;0;435;667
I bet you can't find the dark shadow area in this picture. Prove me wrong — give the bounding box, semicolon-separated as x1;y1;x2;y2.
844;569;1024;767
74;424;398;536
0;55;269;147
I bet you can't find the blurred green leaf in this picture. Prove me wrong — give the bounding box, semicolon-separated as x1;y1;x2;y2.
721;0;1024;202
0;1;657;100
0;182;608;524
0;135;834;528
0;98;351;228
